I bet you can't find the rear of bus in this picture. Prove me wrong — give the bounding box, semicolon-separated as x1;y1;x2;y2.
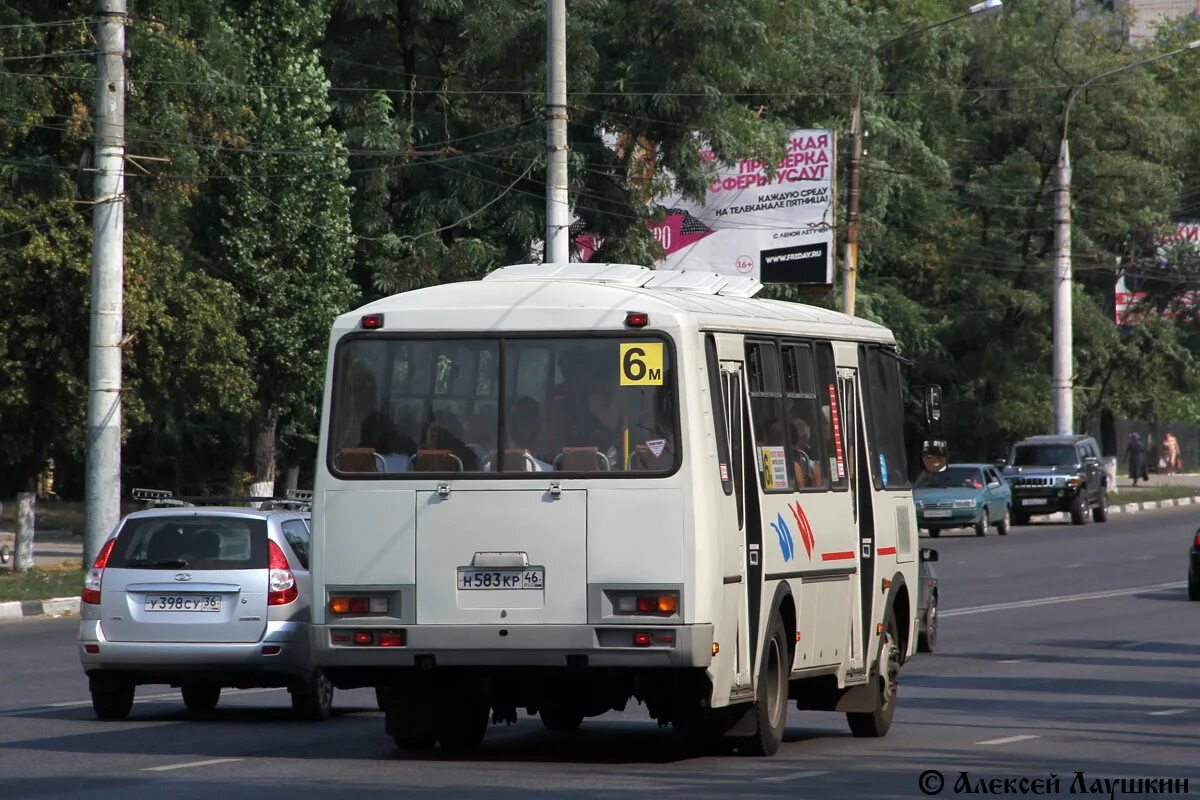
309;280;713;749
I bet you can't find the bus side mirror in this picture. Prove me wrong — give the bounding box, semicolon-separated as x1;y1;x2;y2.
923;385;943;436
920;547;938;563
921;384;947;472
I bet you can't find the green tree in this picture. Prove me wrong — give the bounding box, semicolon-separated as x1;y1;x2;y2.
200;0;356;495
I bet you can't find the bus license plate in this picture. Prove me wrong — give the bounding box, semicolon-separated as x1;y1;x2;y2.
457;568;544;590
144;595;222;612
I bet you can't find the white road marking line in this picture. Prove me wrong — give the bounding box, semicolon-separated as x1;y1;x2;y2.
1062;563;1081;569
1148;708;1192;716
976;734;1040;746
143;758;242;772
759;770;831;783
998;659;1023;664
1134;555;1155;560
1116;641;1144;649
4;687;283;715
942;582;1185;618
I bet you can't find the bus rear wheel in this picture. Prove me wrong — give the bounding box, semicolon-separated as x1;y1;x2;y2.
847;616;900;738
384;684;437;750
737;614;789;756
435;684;490;753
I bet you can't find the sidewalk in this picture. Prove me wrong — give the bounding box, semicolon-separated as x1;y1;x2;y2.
0;530;83;569
1112;471;1200;490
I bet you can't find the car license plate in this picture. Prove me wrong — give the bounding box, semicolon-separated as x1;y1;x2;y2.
144;594;222;612
923;509;951;518
1021;498;1048;506
457;568;544;590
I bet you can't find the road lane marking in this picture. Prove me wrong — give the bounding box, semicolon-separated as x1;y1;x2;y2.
998;659;1023;664
941;582;1185;618
977;735;1040;746
1148;708;1193;716
1063;563;1081;569
143;758;242;772
2;687;283;715
1134;555;1155;560
759;770;830;783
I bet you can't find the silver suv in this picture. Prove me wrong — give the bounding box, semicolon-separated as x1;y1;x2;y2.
78;500;332;721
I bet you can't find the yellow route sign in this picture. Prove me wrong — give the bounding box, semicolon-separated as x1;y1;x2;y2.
619;343;664;386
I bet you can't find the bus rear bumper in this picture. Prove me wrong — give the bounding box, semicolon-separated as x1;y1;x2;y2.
311;623;714;669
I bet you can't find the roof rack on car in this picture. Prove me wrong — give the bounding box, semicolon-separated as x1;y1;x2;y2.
130;488;312;511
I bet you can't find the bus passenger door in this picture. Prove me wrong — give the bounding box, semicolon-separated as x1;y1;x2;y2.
836;368;867;675
719;361;753;694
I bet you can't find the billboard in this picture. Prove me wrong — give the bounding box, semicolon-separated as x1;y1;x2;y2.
579;130;837;285
1114;221;1200;325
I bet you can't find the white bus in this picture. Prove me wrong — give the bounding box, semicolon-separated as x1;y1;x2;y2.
310;263;945;756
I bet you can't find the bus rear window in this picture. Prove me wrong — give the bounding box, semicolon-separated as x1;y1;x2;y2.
328;336;677;476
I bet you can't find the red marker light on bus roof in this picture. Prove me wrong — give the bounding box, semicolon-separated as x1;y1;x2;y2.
361;313;384;330
625;311;649;328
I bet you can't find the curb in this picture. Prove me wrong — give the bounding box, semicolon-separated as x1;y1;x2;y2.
1020;494;1197;523
0;596;80;621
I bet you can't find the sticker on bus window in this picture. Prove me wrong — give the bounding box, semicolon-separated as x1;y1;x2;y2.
760;446;789;490
619;343;664;386
645;438;667;458
828;384;846;478
719;463;729;481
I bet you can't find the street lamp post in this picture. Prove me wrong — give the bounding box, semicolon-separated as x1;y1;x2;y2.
1051;39;1200;436
842;0;1003;317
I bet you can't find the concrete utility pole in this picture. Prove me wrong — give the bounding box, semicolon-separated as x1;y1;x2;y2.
544;0;569;264
841;0;1002;317
1051;39;1200;436
84;0;126;567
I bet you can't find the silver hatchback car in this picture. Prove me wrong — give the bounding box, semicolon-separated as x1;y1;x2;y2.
78;498;332;721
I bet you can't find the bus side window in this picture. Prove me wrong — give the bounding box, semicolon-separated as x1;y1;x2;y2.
724;369;745;529
814;342;847;491
860;345;911;490
781;342;827;490
746;340;792;492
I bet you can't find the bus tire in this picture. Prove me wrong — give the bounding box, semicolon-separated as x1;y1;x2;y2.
435;683;489;753
540;706;584;731
847;615;900;738
737;614;789;757
384;685;437;750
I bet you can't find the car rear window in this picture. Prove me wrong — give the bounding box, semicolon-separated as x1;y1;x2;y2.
108;515;268;570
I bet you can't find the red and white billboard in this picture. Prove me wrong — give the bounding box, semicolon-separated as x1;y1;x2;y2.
1114;221;1200;325
578;130;837;285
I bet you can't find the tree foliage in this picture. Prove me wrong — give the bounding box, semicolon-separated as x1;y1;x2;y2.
2;0;1200;493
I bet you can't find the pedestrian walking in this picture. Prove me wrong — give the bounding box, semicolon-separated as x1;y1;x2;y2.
1162;429;1181;474
1124;432;1149;486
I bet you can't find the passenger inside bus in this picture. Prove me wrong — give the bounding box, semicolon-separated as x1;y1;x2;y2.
359;411;416;472
414;413;478;472
548;347;622;456
790;418;823;488
505;396;554;471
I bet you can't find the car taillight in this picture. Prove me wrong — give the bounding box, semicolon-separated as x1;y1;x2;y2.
1194;532;1200;548
268;540;298;606
82;539;116;605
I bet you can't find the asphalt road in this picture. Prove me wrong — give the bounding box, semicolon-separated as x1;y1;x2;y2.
1;508;1197;799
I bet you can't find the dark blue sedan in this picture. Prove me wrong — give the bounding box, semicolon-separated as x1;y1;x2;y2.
915;463;1012;537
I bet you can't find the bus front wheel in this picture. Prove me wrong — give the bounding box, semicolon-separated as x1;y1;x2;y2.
737;614;789;756
847;615;900;738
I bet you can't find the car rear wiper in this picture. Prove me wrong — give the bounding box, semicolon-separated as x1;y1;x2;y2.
124;559;189;568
